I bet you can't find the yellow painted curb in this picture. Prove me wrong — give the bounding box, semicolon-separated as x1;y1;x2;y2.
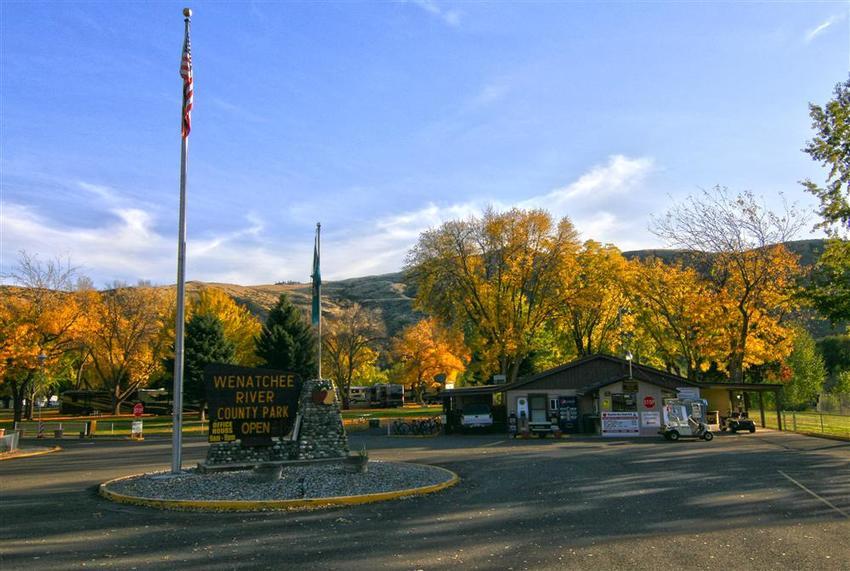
99;463;460;512
0;446;62;461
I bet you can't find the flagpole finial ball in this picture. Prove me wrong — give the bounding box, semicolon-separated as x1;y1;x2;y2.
183;8;192;18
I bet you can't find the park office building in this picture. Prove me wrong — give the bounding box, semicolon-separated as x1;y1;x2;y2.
441;354;784;436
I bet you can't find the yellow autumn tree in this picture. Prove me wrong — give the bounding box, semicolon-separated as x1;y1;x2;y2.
652;187;804;381
630;258;731;380
718;246;798;373
407;208;580;382
557;241;631;356
190;287;262;366
322;304;385;409
392;318;469;402
85;283;172;414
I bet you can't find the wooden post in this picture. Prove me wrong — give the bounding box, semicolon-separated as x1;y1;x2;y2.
774;390;782;431
758;391;766;428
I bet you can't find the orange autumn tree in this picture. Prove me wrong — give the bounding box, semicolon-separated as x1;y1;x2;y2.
407;208;580;382
392;318;468;403
0;253;93;422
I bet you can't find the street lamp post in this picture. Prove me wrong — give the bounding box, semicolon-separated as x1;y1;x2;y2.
625;351;633;379
37;353;47;437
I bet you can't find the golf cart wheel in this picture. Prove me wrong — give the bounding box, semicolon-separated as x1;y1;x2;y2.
702;431;714;441
749;426;756;433
668;430;680;441
662;433;671;441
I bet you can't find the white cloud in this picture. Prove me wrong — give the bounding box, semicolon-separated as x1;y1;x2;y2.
1;155;656;285
521;155;654;214
805;13;845;43
406;0;461;27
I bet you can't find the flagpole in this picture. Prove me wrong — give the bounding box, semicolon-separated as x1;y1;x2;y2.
316;222;322;381
172;7;192;475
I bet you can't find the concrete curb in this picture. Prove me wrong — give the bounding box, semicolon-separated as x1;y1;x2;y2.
0;446;62;461
99;463;460;512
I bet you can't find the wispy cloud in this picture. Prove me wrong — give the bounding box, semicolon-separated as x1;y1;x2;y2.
209;97;268;124
805;13;845;43
406;0;462;27
1;155;656;285
77;181;117;202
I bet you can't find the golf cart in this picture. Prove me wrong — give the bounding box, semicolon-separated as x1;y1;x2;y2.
659;398;714;442
720;410;756;433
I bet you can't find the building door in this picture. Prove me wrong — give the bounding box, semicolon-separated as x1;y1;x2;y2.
529;394;548;424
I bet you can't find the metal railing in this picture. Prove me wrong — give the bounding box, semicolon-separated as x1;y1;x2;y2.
763;411;850;439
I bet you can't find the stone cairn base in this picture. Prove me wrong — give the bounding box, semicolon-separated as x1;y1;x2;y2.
204;378;349;467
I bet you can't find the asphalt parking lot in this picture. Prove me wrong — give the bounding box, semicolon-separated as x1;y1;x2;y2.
1;430;849;570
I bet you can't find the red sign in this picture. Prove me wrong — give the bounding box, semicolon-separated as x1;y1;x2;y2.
643;396;656;409
133;402;144;417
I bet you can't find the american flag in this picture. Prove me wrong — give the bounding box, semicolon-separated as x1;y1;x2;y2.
180;23;193;138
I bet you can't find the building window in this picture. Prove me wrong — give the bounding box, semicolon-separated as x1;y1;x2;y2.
549;398;558;411
612;392;637;412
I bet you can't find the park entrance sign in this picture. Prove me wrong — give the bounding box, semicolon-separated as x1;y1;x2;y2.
204;364;302;446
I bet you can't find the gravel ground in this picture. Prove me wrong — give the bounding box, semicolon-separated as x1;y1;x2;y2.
104;461;452;501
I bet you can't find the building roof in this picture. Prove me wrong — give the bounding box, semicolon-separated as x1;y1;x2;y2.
439;385;504;397
502;354;699;393
440;355;785;397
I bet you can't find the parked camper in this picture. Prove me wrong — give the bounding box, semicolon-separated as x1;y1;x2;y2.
368;383;405;408
348;386;370;407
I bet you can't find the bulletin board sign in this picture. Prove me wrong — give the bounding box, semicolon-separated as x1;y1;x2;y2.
601;411;640;436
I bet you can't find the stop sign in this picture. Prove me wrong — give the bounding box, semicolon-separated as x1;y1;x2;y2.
133;402;144;417
643;396;656;409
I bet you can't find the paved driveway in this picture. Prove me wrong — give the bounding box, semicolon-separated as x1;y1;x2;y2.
1;430;848;570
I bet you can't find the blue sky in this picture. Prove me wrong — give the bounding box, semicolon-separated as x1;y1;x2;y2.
1;1;848;286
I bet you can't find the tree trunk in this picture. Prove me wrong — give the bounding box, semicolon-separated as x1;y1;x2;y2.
729;304;750;384
26;384;35;420
341;382;350;410
112;386;122;415
11;379;28;424
508;360;521;383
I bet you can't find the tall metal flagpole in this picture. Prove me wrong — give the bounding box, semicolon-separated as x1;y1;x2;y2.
172;7;193;474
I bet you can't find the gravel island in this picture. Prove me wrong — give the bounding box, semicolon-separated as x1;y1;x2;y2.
101;461;457;510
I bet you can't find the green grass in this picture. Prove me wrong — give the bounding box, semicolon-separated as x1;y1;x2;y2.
340;406;441;420
1;406;442;436
762;410;850;439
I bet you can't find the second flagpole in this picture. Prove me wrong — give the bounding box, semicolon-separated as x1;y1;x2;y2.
316;223;322;381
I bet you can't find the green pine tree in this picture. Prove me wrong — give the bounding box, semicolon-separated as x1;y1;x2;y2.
165;312;236;421
255;294;318;379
